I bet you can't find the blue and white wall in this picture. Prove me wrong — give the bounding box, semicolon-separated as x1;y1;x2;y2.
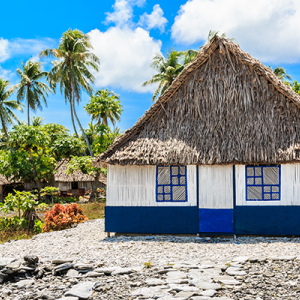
105;165;198;233
198;165;234;233
235;164;300;235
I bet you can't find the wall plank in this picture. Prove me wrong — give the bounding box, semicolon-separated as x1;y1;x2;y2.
198;165;233;209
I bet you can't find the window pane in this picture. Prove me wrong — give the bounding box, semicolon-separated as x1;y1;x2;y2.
263;167;279;185
247;178;254;185
172;186;186;201
164;194;171;201
180;167;185;175
157;186;163;193
248;186;262;200
255;167;261;176
180;176;186;185
272;193;279;200
272;186;279;193
264;193;271;200
255;178;262;185
164;186;170;193
172;177;178;185
172;166;178;175
157;167;170;184
247;167;254;176
264;186;270;192
157;194;163;201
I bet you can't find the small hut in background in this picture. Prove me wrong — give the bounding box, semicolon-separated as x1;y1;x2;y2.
54;160;106;197
0;175;23;201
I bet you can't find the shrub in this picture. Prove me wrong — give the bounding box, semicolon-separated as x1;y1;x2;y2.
43;203;88;232
34;219;44;233
0;216;28;231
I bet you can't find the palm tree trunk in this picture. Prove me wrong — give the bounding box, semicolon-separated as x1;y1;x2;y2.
1;119;9;141
69;99;79;138
72;100;93;157
103;117;108;126
27;91;30;126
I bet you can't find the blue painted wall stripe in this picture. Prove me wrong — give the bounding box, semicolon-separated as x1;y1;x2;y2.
199;209;234;233
105;206;199;234
235;206;300;235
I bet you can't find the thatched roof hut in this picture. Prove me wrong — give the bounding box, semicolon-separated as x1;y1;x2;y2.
99;36;300;236
98;35;300;166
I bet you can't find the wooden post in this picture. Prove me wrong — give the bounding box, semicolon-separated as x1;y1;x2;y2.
106;232;111;238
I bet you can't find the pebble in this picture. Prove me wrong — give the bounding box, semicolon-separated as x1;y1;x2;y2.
65;282;96;299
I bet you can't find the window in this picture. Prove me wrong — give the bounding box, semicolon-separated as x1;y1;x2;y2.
246;165;280;201
156;165;187;202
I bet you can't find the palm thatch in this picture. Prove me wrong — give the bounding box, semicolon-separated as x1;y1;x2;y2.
97;35;300;165
55;160;106;184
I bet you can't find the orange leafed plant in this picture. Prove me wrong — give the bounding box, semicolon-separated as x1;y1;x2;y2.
43;203;88;232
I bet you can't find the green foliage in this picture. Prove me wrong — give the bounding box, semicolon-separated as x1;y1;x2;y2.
66;156;102;176
271;66;292;81
33;219;44;233
0;190;37;218
144;262;153;268
92;125;120;155
40;186;59;197
0;123;85;188
84;89;123;126
15;59;52;125
0;216;28;231
284;80;300;95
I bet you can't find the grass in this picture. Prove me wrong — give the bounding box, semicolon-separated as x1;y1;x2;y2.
0;201;105;244
78;202;105;220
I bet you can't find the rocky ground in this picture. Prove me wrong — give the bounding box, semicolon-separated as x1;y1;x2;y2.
1;219;300;299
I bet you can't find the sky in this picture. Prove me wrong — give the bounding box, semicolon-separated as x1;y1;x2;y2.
1;0;300;133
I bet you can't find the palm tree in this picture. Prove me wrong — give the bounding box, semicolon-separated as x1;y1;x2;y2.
207;30;237;43
15;60;52;125
0;78;23;139
142;50;184;101
181;49;199;66
271;66;292;81
40;29;100;157
31;116;45;126
84;89;122;126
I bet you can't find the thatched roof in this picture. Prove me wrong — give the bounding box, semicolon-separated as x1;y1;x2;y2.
55;160;107;184
0;175;13;185
98;35;300;165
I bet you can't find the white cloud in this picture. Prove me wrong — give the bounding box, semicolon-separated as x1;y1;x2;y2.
139;4;168;32
0;38;10;62
171;0;300;63
0;66;13;80
88;26;162;92
105;0;134;26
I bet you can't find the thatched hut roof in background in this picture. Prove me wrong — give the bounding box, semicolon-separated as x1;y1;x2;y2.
0;175;13;185
97;35;300;166
55;160;106;184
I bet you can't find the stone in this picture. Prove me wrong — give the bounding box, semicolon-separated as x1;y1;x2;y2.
196;282;222;290
219;279;241;285
85;271;103;277
65;282;96;299
131;287;171;298
6;260;21;269
66;269;79;277
168;284;199;292
0;272;8;283
52;259;74;264
53;263;75;275
146;278;166;286
226;267;247;276
191;297;211;300
232;256;249;264
15;279;35;288
94;267;116;274
175;291;197;298
74;263;94;270
111;267;132;275
24;255;39;265
0;257;15;267
56;297;79;300
200;289;217;297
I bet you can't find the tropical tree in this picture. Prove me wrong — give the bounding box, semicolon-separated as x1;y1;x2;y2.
271;66;292;81
181;49;199;66
142;50;184;101
207;30;237;43
40;29;100;157
0;78;23;139
15;60;52;125
31;116;45;126
84;89;122;126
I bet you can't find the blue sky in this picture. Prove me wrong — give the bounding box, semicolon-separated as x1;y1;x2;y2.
1;0;300;133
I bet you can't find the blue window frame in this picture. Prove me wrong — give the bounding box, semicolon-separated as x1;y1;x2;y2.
156;165;188;202
246;165;281;201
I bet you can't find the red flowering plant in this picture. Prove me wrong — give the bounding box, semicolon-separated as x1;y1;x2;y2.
43;203;88;232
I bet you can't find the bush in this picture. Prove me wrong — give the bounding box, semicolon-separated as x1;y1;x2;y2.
43;203;88;232
0;216;27;231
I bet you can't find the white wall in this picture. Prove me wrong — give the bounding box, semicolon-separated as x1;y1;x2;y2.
198;165;233;209
107;165;197;207
236;163;300;206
